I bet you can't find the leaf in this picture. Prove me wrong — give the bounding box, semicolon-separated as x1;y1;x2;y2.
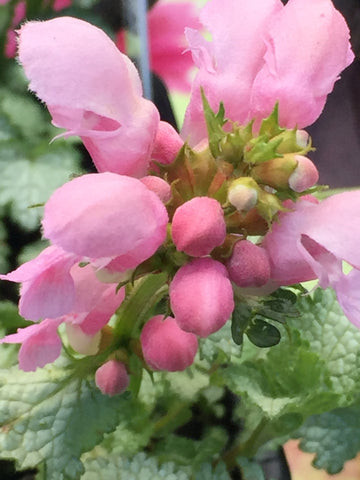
295;404;360;474
238;457;265;480
288;288;360;402
0;359;132;480
246;319;281;348
0;142;81;230
222;336;339;455
81;452;192;480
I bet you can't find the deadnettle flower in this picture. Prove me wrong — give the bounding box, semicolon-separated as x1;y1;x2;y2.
182;0;354;145
116;0;201;92
18;17;160;177
262;192;360;328
42;172;169;269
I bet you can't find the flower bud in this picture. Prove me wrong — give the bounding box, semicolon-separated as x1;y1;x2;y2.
251;155;297;190
140;176;171;204
171;197;226;257
288;155;319;192
226;240;270;287
272;128;310;154
170;258;234;337
95;360;129;396
65;324;101;355
141;315;198;371
228;177;258;212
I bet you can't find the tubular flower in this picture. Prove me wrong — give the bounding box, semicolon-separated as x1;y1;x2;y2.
262;192;360;328
18;17;160;177
182;0;354;145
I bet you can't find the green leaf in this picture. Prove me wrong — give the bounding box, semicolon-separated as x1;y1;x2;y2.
222;336;339;455
201;88;227;158
296;404;360;474
0;300;29;330
0;142;81;230
81;452;192;480
238;457;265;480
0;360;131;480
288;288;360;402
246;319;281;348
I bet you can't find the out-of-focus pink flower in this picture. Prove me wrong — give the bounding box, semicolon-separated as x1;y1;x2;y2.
18;17;160;177
170;258;234;337
140;315;198;371
116;0;201;92
95;360;129;396
42;173;169;268
53;0;72;11
182;0;354;145
171;197;226;257
227;240;271;288
5;1;26;58
0;246;77;321
262;191;360;328
0;318;63;371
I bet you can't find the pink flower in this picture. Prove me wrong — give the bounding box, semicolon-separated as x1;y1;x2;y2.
18;17;160;177
5;1;26;58
171;197;226;257
42;173;169;268
182;0;354;145
170;258;234;337
0;246;77;321
262;192;360;328
140;315;198;371
0;318;63;371
95;360;129;396
116;0;201;92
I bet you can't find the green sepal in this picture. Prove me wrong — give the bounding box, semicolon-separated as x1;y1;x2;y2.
243;136;283;165
201;88;227;158
258;103;284;139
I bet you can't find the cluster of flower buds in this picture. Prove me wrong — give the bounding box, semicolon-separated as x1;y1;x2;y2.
1;0;358;396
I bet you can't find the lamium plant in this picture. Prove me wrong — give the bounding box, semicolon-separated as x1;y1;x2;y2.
0;0;359;479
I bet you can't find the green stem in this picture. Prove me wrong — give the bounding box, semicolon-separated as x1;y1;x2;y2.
222;417;268;469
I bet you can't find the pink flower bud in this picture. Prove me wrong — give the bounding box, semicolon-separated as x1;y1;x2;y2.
151;121;183;167
226;240;270;287
140;175;171;203
95;360;129;396
171;197;226;257
288;155;319;192
140;315;198;371
65;324;101;355
170;258;234;337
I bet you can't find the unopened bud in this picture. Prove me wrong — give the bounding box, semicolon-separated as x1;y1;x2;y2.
66;323;101;355
170;258;234;337
171;197;226;257
288;155;319;192
226;240;270;287
228;177;258;212
95;360;129;396
140;176;171;204
251;155;297;190
273;128;311;154
140;315;198;371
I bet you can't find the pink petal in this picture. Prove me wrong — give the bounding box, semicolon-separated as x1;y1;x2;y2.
1;246;77;321
182;0;283;145
150;121;183;168
334;269;360;330
227;240;271;288
147;1;201;92
18;17;160;177
170;258;234;337
249;0;354;128
0;318;63;371
42;173;169;263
